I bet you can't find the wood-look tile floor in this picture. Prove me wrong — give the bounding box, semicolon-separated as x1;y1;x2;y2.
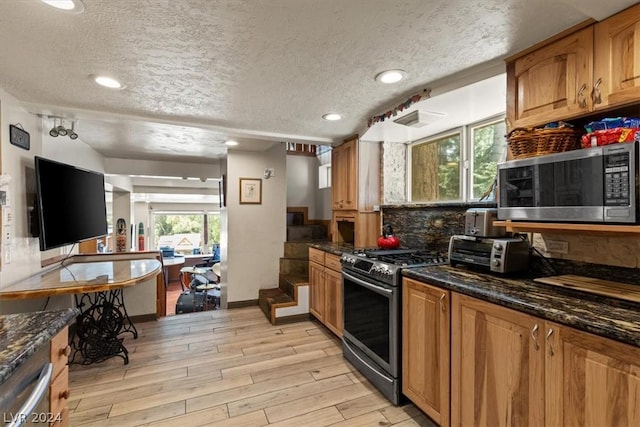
68;307;435;426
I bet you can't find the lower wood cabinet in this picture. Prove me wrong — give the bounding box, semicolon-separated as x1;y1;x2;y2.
451;293;545;427
308;248;343;337
402;283;640;427
49;326;71;426
402;278;450;427
450;293;640;427
309;260;325;321
545;321;640;427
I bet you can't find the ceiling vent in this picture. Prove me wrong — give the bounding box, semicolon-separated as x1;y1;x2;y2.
393;110;446;128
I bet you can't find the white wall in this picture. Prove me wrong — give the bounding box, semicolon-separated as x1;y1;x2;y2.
226;144;286;303
0;90;104;312
286;155;318;218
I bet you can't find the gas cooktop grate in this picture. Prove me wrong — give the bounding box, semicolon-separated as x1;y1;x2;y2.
352;248;447;266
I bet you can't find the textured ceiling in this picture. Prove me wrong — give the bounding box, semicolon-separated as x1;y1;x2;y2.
0;0;638;164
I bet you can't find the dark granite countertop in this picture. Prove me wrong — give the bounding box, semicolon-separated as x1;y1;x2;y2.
309;242;356;256
403;265;640;348
0;308;78;385
381;201;497;209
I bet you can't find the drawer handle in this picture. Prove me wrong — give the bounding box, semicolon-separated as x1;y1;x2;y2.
59;390;70;400
546;328;555;356
60;345;71;357
531;324;540;350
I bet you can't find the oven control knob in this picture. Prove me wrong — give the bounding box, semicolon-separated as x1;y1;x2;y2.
492;259;501;267
493;243;504;251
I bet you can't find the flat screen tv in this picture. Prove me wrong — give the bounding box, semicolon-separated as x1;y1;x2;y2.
34;156;108;251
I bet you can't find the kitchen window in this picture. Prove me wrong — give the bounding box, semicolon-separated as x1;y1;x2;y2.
408;116;507;202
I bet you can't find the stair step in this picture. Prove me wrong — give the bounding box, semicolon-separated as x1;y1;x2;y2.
283;241;311;259
286;224;327;242
258;287;295;324
279;258;309;277
279;274;308;299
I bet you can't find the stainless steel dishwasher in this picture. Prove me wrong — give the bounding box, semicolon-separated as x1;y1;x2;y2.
1;345;52;427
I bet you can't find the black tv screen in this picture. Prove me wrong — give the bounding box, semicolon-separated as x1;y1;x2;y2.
35;156;108;251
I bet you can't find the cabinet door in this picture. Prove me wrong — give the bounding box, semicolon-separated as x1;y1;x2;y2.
331;138;357;210
49;366;69;427
402;278;450;427
507;27;593;128
451;293;545;427
308;261;325;321
545;321;640;427
593;3;640;110
324;267;343;337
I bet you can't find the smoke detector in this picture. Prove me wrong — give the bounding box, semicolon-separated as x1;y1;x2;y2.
393;110;446;128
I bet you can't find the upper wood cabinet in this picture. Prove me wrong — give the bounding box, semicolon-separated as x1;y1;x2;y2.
331;135;380;212
507;26;593;129
332;137;357;210
507;4;640;129
593;2;640;111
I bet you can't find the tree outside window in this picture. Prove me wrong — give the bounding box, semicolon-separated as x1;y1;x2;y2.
411;133;461;202
471;119;507;200
409;116;507;202
154;212;220;255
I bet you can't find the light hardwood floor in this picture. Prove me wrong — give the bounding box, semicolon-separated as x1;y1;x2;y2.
68;307;436;426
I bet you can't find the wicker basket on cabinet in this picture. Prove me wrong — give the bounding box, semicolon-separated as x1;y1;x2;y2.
507;127;582;159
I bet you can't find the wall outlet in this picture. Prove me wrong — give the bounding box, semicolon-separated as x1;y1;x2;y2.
545;239;569;254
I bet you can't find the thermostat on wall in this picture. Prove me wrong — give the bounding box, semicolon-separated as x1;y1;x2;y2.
10;124;30;150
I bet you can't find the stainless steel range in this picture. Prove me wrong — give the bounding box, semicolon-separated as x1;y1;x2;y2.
340;248;447;404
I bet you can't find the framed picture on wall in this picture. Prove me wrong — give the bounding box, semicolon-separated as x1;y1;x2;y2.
239;178;262;204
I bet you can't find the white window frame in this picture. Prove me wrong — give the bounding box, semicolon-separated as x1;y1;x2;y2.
408;114;506;203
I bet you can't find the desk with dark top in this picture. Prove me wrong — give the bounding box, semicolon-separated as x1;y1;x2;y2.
0;257;162;365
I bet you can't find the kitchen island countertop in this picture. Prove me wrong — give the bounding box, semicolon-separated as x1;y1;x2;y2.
0;308;78;385
403;265;640;348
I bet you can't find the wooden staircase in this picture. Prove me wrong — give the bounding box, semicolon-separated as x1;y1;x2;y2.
258;221;328;325
258;241;309;325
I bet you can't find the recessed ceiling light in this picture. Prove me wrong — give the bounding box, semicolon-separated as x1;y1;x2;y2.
225;140;239;146
375;69;407;84
93;75;125;89
41;0;84;13
322;113;342;121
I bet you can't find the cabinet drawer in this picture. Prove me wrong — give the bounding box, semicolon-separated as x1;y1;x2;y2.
325;253;342;272
50;327;70;380
49;365;69;422
309;248;325;264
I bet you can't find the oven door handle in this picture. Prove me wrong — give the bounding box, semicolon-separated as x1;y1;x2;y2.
342;271;393;295
8;363;53;427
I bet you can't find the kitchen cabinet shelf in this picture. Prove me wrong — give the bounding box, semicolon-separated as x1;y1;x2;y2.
494;220;640;235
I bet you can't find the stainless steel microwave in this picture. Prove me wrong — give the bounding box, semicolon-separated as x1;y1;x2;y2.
497;141;639;223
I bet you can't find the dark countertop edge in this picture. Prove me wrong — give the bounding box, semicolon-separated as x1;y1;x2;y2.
402;267;640;348
308;242;356;256
0;308;79;385
381;201;497;209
